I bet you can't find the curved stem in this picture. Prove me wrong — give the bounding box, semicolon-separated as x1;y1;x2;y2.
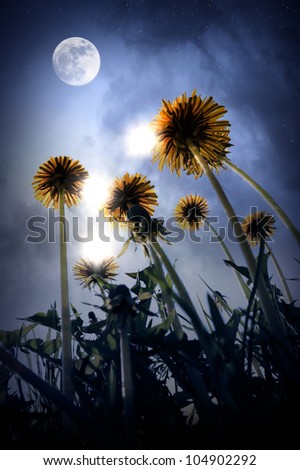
222;158;300;246
188;142;299;380
205;219;250;301
59;188;74;401
265;241;293;303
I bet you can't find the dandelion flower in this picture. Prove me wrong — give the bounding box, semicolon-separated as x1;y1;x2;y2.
152;90;231;179
242;211;276;246
73;256;118;289
174;194;209;230
32;156;89;208
104;173;158;222
32;155;88;400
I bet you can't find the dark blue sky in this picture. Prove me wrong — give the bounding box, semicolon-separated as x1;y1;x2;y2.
1;0;299;331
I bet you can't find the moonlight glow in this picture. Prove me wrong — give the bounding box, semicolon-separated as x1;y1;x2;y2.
80;175;116;262
81;239;114;263
82;174;109;213
124;122;157;157
52;37;101;86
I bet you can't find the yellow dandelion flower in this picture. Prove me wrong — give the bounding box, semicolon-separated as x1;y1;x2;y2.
72;256;118;289
104;172;158;222
152;90;231;179
32;156;89;208
174;194;209;230
242;211;276;246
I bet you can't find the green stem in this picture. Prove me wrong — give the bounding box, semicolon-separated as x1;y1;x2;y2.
188;143;299;380
59;188;73;401
265;241;293;303
119;321;136;447
222;159;300;246
205;219;250;301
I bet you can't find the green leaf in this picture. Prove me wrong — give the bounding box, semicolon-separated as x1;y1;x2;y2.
278;299;300;330
132;306;176;346
46;328;51;342
92;274;112;290
132;326;168;346
74;354;102;375
126;271;138;280
127;265;158;294
82;320;107;334
165;272;173;289
0;324;37;348
129;310;148;333
207;294;238;361
225;311;242;343
70;304;83;325
224;260;251;282
21;337;61;358
117;238;131;258
19;306;60;331
199;276;234;315
106;333;117;351
207;295;227;337
137;291;154;301
81;301;103;310
21;338;43;354
75;335;116;358
43;337;61;355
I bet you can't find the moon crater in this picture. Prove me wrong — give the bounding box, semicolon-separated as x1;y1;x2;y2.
52;37;101;86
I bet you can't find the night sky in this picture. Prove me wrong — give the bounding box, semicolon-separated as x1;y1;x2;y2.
1;0;299;332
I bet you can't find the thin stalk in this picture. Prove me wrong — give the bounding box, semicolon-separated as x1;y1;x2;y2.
189;144;283;331
222;158;300;246
188;142;298;380
265;241;293;303
119;320;136;447
149;244;184;339
205;219;250;300
59;188;73;401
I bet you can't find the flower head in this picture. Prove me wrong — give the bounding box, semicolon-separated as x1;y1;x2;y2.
174;194;209;230
72;256;118;289
104;173;158;222
242;211;276;246
104;284;136;317
152;90;231;179
32;156;89;208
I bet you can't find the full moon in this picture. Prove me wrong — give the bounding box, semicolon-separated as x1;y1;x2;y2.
52;37;101;86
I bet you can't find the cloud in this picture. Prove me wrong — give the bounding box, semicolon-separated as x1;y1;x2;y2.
1;0;299;334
